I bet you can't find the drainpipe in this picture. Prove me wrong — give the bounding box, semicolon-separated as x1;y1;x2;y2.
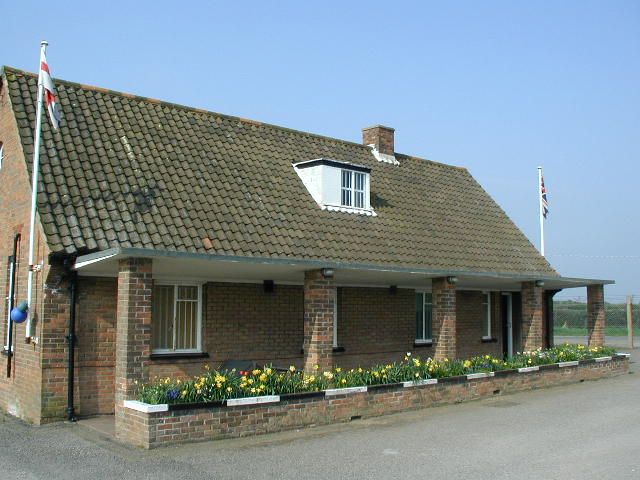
65;264;78;422
6;233;21;378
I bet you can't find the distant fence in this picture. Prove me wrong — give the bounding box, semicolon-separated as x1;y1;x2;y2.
554;296;639;340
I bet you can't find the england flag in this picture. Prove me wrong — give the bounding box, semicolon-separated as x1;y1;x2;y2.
40;52;61;130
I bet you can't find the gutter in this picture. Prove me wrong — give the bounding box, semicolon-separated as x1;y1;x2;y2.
73;247;615;286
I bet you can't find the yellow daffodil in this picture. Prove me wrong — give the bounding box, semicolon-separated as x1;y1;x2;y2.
289;365;296;372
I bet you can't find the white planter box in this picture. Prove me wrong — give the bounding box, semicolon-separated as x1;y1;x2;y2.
466;372;495;380
595;356;613;362
226;395;280;407
123;400;168;413
325;386;367;396
403;378;438;388
517;366;540;373
618;353;631;358
558;361;579;368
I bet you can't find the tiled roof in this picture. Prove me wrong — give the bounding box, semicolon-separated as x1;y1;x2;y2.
4;66;557;276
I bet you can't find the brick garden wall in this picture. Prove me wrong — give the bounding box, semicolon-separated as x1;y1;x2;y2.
119;356;629;448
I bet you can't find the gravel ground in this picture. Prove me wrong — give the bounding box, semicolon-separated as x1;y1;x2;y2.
0;347;637;480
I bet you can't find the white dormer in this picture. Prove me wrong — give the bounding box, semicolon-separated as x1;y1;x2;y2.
293;158;376;216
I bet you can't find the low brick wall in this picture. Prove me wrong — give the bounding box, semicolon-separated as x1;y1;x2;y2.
119;355;629;448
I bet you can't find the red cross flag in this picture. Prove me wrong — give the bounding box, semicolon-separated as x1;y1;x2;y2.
40;51;61;130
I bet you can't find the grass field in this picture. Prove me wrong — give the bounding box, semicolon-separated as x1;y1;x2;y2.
554;327;640;337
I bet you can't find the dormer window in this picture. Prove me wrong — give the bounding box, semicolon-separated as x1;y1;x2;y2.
293;158;376;216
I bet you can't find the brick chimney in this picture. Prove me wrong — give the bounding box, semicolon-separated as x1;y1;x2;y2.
362;125;395;156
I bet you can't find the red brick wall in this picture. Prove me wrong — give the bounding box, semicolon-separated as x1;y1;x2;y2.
522;282;543;351
149;282;304;379
456;291;503;359
143;284;511;382
433;278;457;360
587;284;605;347
0;76;48;424
335;287;414;369
76;276;117;415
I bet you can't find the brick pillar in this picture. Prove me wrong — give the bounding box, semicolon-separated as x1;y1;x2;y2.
115;258;152;439
433;277;456;360
587;284;605;347
521;281;543;351
303;270;335;373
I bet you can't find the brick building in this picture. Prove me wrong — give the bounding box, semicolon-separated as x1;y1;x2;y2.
0;66;609;432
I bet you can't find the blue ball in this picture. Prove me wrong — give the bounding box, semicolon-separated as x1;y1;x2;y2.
10;307;28;324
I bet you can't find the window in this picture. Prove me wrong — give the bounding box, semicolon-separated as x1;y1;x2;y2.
415;292;433;343
0;143;4;170
341;169;366;208
293;159;375;215
4;256;14;350
152;284;202;353
482;292;492;339
333;288;340;348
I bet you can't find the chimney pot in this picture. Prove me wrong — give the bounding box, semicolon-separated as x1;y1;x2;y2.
362;125;395;156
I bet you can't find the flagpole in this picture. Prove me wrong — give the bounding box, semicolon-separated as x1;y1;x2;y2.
25;40;48;341
538;166;545;257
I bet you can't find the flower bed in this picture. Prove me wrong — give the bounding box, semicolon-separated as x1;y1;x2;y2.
138;344;617;405
121;349;630;448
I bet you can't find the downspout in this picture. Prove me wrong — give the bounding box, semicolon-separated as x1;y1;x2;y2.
65;260;78;422
6;233;21;378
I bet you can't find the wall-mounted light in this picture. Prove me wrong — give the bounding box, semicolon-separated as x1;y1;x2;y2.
446;276;458;285
321;268;334;279
535;280;545;287
263;280;275;293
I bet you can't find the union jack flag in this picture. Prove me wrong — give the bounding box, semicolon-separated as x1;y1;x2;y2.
40;52;61;130
540;175;549;219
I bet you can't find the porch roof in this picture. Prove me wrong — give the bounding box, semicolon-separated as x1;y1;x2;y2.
74;248;613;291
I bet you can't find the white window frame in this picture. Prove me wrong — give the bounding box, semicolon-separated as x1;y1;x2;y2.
333;288;339;348
152;282;203;354
4;257;15;352
340;169;367;209
0;143;4;171
415;291;433;344
482;292;492;340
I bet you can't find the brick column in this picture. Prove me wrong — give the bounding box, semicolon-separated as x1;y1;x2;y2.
433;277;456;360
115;258;152;439
521;281;543;351
303;270;335;373
587;284;605;347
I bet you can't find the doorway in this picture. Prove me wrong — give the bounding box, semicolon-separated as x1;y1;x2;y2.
502;292;522;357
501;293;514;357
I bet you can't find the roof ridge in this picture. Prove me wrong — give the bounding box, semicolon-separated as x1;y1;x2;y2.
2;65;464;171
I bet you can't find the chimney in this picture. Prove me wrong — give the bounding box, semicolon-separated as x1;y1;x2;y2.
362;125;395;156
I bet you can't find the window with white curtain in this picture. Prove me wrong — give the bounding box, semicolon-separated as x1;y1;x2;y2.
482;292;492;339
152;284;202;353
415;292;433;343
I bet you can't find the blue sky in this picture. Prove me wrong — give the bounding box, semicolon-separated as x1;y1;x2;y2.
2;1;639;299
